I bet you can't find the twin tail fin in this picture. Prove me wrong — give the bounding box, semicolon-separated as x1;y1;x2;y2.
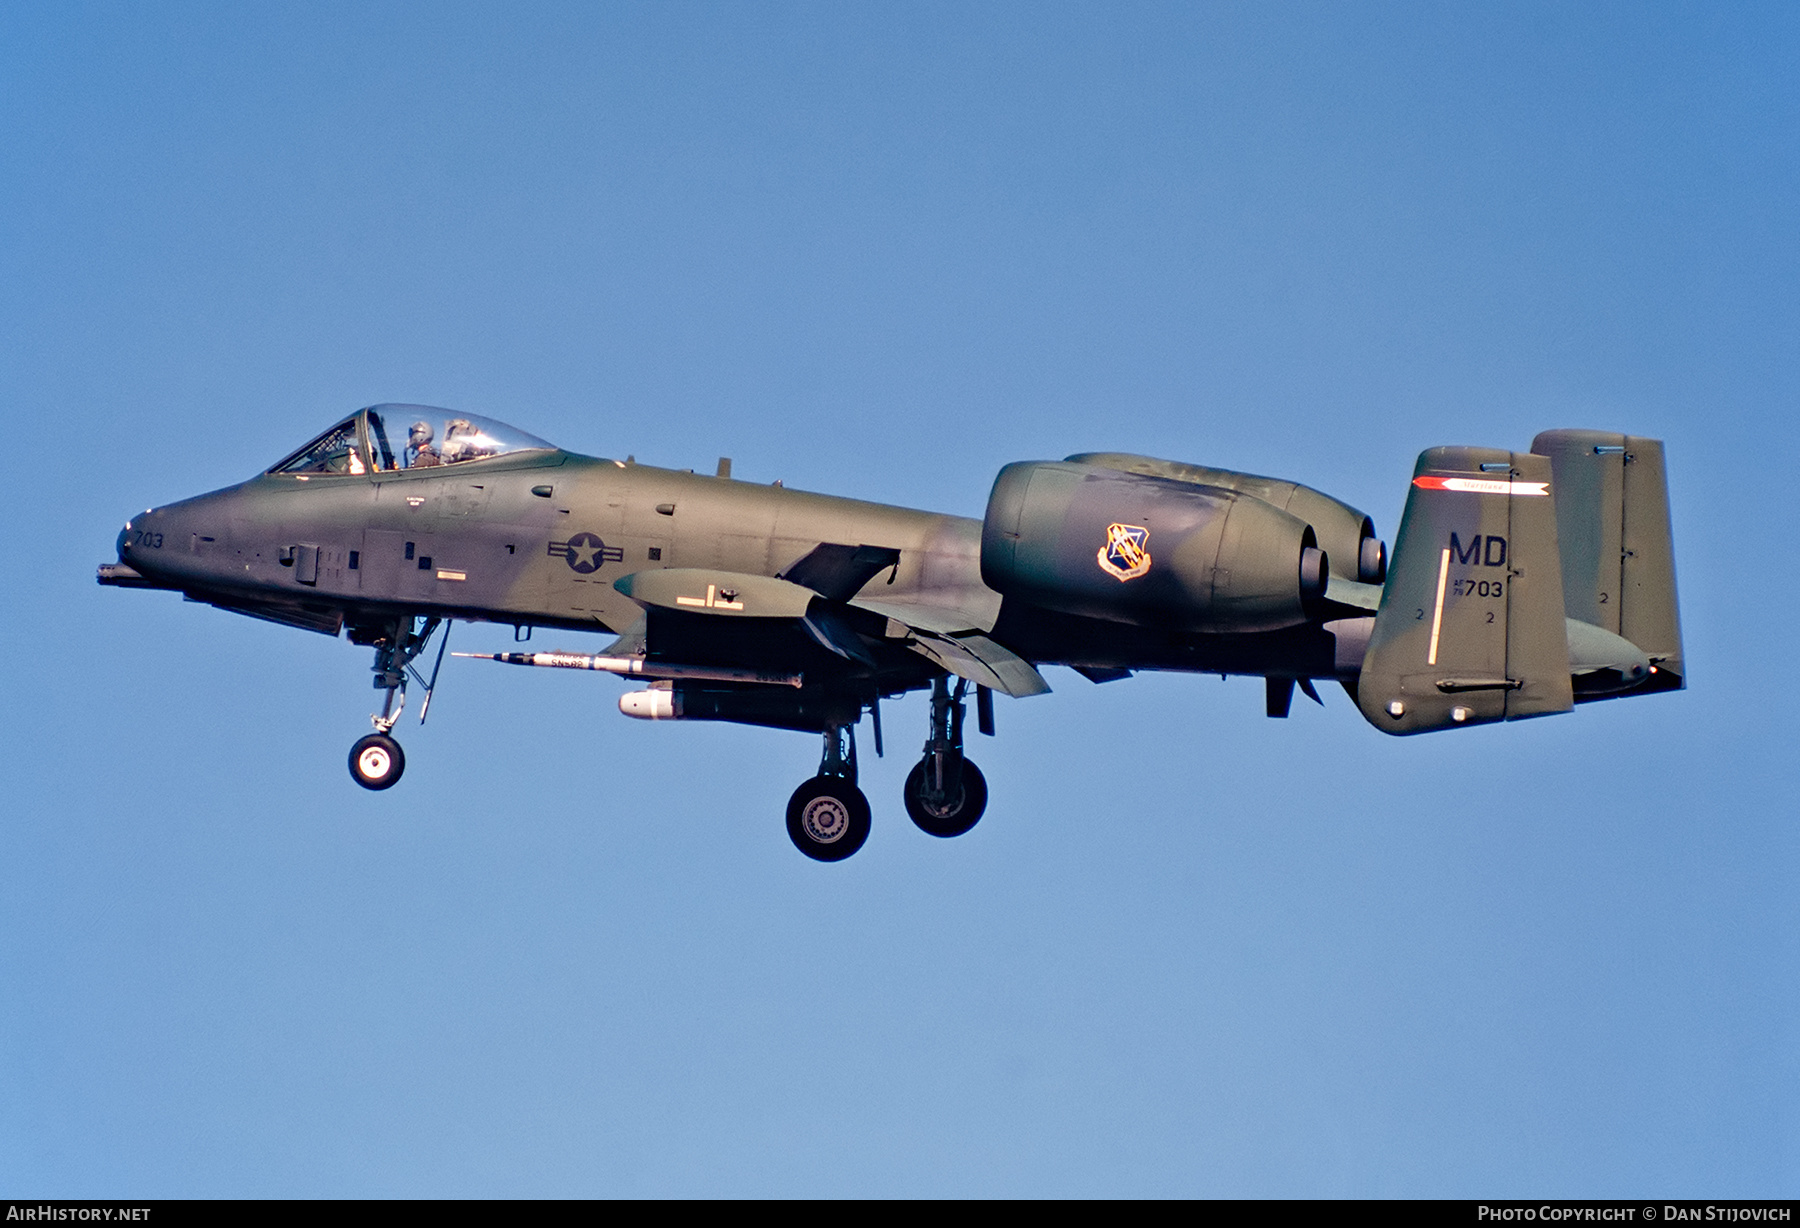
1356;433;1683;735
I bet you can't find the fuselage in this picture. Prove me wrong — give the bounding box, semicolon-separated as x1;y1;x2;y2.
116;447;1359;682
119;449;980;632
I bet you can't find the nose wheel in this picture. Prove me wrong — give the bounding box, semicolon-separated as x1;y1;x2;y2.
349;733;405;790
344;614;449;792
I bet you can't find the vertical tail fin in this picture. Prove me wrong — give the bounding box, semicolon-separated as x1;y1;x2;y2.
1530;430;1685;694
1356;447;1573;734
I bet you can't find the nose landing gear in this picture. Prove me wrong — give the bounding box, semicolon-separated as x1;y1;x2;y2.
786;722;871;861
902;676;988;837
349;733;405;789
346;615;448;791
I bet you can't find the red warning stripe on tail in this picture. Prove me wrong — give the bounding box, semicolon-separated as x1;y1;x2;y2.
1412;475;1549;496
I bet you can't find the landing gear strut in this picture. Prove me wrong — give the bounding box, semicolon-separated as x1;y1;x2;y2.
786;721;871;861
346;614;448;791
903;676;987;837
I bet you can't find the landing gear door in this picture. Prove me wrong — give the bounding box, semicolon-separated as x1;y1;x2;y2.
360;530;406;597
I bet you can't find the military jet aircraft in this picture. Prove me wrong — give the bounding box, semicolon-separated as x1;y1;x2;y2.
100;405;1684;861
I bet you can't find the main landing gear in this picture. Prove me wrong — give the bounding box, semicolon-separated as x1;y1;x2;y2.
785;677;990;862
346;615;449;791
902;676;987;838
787;722;871;862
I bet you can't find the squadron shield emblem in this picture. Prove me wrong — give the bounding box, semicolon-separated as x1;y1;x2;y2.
1097;523;1152;582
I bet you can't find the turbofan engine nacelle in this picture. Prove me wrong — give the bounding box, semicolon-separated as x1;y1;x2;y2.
1067;452;1386;584
980;461;1329;633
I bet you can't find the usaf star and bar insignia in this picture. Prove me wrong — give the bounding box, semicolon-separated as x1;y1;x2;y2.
549;531;625;574
1097;522;1152;582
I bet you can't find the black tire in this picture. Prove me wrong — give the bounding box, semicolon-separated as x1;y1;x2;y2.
786;777;871;862
903;758;987;838
349;733;405;791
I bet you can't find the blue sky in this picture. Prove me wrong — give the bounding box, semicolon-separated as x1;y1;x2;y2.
2;2;1794;1196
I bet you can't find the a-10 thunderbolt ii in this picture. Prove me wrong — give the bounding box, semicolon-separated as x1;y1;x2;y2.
100;405;1684;861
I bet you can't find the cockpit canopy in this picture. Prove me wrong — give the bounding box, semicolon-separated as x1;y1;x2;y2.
269;405;556;476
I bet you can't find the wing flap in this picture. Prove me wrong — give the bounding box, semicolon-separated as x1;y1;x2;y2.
612;564;1038;693
778;543;901;601
903;630;1051;698
849;595;999;636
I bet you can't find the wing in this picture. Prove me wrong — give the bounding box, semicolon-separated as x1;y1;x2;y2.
894;627;1051;697
848;596;1048;698
777;542;900;601
611;564;1050;699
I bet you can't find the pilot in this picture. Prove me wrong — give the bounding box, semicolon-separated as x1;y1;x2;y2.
440;418;487;464
321;424;362;474
406;421;441;468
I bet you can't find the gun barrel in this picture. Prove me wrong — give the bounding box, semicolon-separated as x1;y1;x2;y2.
451;651;802;688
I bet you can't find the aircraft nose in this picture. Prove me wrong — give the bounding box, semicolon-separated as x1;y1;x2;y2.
119;508;164;560
114;488;244;582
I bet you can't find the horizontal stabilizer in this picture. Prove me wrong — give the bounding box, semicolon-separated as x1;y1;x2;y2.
1322;574;1383;613
1565;617;1652;698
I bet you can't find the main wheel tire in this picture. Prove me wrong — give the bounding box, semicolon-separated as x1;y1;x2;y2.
349;733;405;791
786;777;871;862
903;758;987;838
